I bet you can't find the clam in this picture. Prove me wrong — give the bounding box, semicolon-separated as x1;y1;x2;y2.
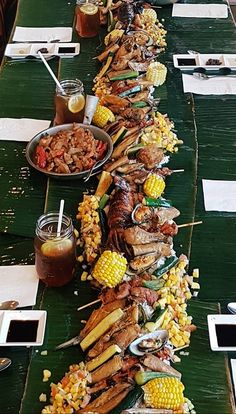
131;203;153;224
129;330;168;356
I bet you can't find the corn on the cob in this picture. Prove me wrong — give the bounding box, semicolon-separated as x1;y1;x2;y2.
41;363;90;414
92;250;127;287
92;104;115;128
146;62;167;87
142;8;157;24
143;377;185;410
104;29;124;46
144;174;165;198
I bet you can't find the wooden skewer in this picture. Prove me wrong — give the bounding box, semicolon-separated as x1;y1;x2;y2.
77;299;101;312
172;169;184;173
173;344;189;353
178;220;203;229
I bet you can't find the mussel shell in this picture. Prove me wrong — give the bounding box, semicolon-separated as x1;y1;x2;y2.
131;203;153;225
129;330;168;356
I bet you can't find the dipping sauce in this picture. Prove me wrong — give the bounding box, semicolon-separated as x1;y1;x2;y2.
34;213;76;287
177;58;196;66
6;320;38;343
215;324;236;347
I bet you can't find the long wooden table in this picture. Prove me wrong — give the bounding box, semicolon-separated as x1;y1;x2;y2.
0;0;236;413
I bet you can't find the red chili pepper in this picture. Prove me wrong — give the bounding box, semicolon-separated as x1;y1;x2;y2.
36;145;47;169
97;142;107;159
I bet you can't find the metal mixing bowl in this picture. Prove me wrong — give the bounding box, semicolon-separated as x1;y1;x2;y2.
25;123;113;180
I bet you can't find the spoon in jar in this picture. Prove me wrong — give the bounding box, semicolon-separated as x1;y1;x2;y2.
0;358;12;372
0;300;19;310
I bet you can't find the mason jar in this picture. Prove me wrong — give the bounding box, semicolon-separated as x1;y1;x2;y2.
34;212;76;287
54;79;85;125
75;0;100;38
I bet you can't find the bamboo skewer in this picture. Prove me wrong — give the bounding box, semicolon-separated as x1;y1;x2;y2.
172;169;184;173
77;299;101;311
178;220;203;228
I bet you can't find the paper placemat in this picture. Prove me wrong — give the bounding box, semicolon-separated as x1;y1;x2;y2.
0;265;39;308
0;118;51;142
202;179;236;212
172;4;228;18
12;26;72;43
182;74;236;95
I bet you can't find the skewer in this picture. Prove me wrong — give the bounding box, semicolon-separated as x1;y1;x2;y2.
173;344;189;353
77;298;101;311
172;169;184;173
178;220;203;229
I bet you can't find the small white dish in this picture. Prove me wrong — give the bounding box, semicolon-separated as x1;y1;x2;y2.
0;310;47;346
173;53;236;71
4;43;80;59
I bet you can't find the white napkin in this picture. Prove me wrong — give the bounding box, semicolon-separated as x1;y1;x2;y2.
182;74;236;95
0;118;51;142
172;4;228;18
12;26;72;43
0;265;39;308
202;179;236;212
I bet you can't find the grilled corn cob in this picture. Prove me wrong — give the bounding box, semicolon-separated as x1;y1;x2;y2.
92;104;115;128
143;377;185;410
146;62;167;87
92;250;127;287
144;174;165;198
142;8;157;24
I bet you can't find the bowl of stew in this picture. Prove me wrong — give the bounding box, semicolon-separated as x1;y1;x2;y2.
26;123;113;179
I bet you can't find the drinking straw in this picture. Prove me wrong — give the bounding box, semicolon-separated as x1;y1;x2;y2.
57;199;65;237
37;51;65;94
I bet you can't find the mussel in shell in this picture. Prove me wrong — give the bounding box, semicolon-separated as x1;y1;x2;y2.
129;330;168;356
131;203;153;224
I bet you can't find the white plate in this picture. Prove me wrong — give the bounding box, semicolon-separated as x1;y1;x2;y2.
0;310;47;346
4;43;80;59
207;314;236;351
173;53;236;71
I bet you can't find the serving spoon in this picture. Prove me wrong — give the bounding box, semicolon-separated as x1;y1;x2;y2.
0;358;12;372
193;67;236;80
0;300;19;310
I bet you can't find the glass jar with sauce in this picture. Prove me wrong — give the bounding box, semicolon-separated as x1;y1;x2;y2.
54;79;85;125
75;0;100;38
34;212;76;287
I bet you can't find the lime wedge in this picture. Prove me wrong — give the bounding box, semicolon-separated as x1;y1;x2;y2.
68;94;85;113
41;239;73;257
80;3;98;15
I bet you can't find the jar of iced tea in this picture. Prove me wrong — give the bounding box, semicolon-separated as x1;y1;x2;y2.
54;79;85;125
75;0;100;38
34;212;76;287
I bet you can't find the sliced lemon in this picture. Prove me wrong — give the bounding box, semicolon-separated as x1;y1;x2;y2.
80;3;98;15
68;94;85;113
41;239;73;257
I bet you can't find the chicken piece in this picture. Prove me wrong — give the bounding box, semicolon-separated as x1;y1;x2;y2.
142;354;181;379
132;241;172;257
108;189;134;228
91;355;123;384
122;107;150;121
137;144;164;170
100;283;131;304
155;207;180;224
88;323;141;358
101;94;129;110
124;226;169;245
130;287;158;305
79;383;133;413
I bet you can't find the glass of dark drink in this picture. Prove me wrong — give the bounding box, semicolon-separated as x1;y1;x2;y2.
34;212;76;287
54;79;85;125
75;0;100;38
